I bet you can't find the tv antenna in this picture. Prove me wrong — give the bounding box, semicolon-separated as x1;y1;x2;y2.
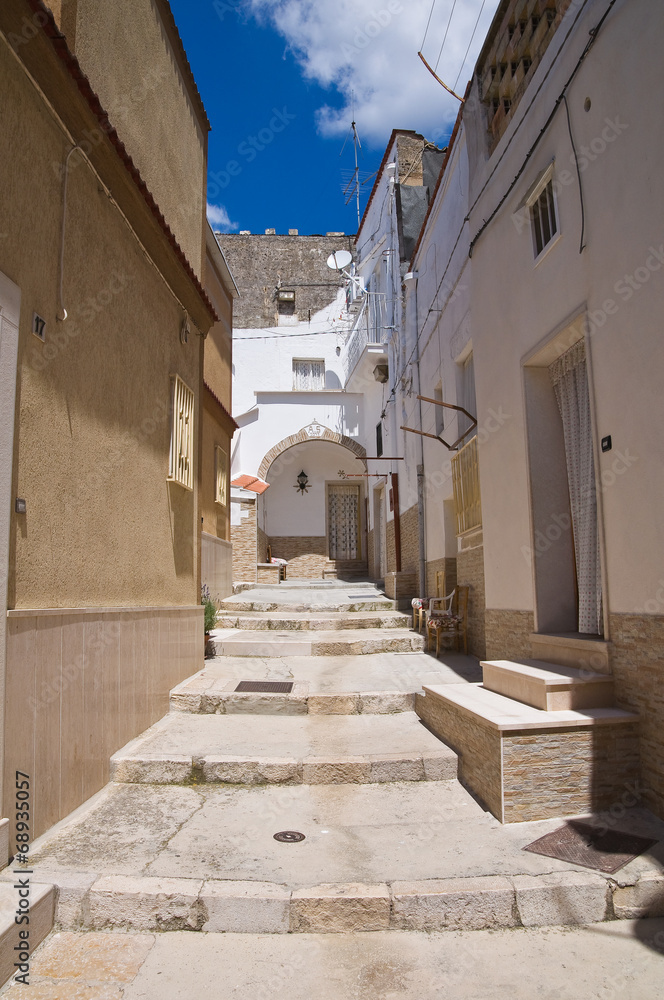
340;97;363;229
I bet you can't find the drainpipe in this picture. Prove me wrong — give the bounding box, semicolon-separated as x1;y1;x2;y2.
405;271;426;598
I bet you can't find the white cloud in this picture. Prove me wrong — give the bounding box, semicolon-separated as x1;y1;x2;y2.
206;203;239;231
246;0;499;144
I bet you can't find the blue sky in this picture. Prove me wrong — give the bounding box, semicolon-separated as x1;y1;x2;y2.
168;0;499;236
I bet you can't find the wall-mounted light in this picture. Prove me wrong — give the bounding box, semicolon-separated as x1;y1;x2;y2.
294;470;310;495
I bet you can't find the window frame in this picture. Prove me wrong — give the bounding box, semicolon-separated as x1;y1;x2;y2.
168;374;195;490
292;358;325;391
525;164;560;261
215;445;228;507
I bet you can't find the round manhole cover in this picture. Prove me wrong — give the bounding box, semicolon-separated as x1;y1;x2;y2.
273;830;306;843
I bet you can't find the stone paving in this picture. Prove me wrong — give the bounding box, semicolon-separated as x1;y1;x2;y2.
2;578;664;988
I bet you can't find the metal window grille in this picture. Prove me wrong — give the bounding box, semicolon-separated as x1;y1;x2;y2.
531;179;558;257
451;435;482;535
293;359;325;391
215;445;227;506
168;375;195;490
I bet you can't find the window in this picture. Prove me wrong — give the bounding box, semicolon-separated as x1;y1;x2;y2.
293;359;324;391
168;375;194;489
215;446;227;506
529;177;558;258
277;289;295;317
376;421;383;458
458;353;477;441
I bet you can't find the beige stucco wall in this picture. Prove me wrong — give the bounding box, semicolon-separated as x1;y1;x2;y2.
1;41;201;610
201;398;231;543
70;0;207;277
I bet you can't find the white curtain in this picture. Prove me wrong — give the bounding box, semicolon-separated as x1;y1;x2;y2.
549;341;602;634
328;485;359;560
293;359;324;391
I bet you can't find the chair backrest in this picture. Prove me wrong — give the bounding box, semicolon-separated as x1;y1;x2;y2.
453;584;470;620
435;571;446;598
267;544;272;563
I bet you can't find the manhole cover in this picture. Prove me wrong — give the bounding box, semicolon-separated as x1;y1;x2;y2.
235;681;294;694
273;830;306;843
523;820;657;874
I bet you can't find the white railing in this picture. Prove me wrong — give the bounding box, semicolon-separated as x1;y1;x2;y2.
342;293;387;381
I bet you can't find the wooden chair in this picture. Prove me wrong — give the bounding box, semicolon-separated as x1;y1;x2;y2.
427;585;470;656
411;572;447;632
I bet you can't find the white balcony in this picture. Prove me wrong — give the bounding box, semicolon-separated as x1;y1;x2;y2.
342;293;389;386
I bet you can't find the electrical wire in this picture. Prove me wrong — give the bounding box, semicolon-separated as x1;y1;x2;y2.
562;93;586;253
420;0;438;52
434;0;458;73
452;0;488;91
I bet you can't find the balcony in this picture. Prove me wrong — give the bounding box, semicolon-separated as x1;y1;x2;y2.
342;293;388;385
451;435;482;535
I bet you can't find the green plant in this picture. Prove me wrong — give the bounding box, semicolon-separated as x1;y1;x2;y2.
201;585;218;633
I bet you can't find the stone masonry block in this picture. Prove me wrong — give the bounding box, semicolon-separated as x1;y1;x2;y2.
290;883;390;932
359;692;416;714
302;757;371;784
110;755;193;784
391;877;516;931
89;876;203;931
513;871;610;926
202;757;302;785
612;874;664;919
423;752;459;781
201;881;290;933
0;881;54;988
307;694;360;715
369;755;425;783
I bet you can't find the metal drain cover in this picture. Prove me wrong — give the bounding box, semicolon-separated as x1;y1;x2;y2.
523;820;657;874
235;681;294;694
273;830;306;843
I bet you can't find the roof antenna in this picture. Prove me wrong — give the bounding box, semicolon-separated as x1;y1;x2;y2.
340;93;363;230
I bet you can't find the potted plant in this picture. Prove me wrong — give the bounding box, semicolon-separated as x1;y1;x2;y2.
201;585;218;656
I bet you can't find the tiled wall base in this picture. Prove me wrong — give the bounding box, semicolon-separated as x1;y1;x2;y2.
456;540;486;658
416;688;639;823
4;606;202;843
231;499;258;583
610;613;664;819
384;572;417;603
201;532;233;603
485;609;535;661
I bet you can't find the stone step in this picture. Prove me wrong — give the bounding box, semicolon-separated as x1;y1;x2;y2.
416;683;639;823
481;659;615;711
218;599;397;613
22;779;664;936
215;611;411;631
110;712;458;786
171;677;416;716
213;628;426;657
0;879;55;988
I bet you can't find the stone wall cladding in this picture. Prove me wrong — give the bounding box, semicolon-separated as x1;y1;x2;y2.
415;692;502;820
502;723;641;823
384;572;418;601
367;529;375;579
215;234;355;329
257;526;268;564
231;500;257;583
426;558;457;599
456;543;486;658
609;612;664;818
485;609;535;660
386;520;396;575
269;536;328;578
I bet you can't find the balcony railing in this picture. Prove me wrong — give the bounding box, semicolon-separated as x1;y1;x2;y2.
451;435;482;535
342;293;387;381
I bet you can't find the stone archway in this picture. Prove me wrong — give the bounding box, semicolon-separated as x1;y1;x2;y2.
257;420;366;480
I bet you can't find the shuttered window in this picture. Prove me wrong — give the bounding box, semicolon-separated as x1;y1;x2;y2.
168;375;195;490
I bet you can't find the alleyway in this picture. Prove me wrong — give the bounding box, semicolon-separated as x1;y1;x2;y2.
1;579;663;996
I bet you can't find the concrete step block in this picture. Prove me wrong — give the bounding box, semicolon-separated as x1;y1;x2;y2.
0;880;55;988
201;880;290;933
513;871;610;926
482;658;615;711
88;875;203;931
612;873;664;919
215;612;411;631
391;876;516;931
290;883;391;932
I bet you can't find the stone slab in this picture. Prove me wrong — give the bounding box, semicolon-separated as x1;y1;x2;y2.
512;870;610;926
290;883;391;932
612;873;664;919
201;881;290;933
391;876;516;931
481;659;615;711
88;876;203;931
0;880;55;988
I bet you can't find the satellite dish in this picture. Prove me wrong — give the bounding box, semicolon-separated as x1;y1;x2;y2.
326;249;352;271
